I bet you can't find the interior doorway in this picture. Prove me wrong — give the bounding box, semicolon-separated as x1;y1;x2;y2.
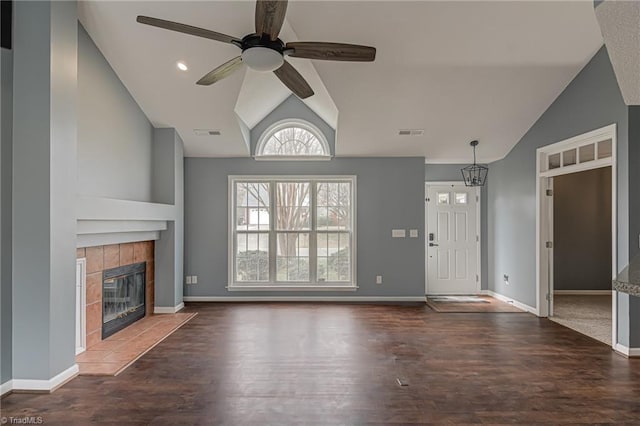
548;167;612;345
536;124;616;347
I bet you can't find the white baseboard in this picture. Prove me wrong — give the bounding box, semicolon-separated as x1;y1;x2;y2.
154;302;185;314
1;379;13;396
613;343;640;357
481;290;538;315
553;290;612;295
11;364;79;393
183;296;426;303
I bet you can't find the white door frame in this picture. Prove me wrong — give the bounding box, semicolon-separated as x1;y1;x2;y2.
535;123;617;348
425;181;482;295
76;258;87;355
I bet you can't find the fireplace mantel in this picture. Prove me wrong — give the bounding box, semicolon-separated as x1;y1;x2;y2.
77;196;176;247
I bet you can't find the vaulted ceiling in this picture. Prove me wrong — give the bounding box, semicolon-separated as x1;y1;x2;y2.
79;1;603;162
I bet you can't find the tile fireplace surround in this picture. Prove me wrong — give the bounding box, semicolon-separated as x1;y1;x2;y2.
76;241;155;349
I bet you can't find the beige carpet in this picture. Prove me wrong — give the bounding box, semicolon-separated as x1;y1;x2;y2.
549;295;611;345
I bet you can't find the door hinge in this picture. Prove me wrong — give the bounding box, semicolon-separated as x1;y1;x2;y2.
546;293;552;301
426;197;430;202
476;195;479;202
545;241;553;248
476;235;479;242
476;274;479;282
546;189;553;196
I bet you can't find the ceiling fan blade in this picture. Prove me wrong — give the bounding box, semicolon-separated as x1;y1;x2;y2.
196;56;244;86
286;42;376;62
255;0;288;41
136;16;241;46
273;60;314;99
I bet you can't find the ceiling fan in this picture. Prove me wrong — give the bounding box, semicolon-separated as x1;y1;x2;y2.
137;0;376;99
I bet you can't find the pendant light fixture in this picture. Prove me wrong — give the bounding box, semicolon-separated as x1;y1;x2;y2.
461;140;488;187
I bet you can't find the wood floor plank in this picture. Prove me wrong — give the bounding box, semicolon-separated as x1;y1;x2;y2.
2;302;640;424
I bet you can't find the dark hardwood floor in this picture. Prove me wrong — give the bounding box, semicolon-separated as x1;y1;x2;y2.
2;302;640;424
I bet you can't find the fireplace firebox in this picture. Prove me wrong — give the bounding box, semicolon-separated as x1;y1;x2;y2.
102;262;146;339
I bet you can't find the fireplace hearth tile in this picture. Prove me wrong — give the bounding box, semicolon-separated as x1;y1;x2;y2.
76;350;109;363
77;362;123;376
77;312;197;376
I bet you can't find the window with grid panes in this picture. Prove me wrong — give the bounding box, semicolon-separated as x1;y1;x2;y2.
229;176;356;289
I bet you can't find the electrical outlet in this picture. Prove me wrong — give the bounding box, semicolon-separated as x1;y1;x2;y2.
192;275;198;284
376;275;383;284
186;276;192;284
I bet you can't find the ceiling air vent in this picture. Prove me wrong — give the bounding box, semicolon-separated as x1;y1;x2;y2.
398;129;424;136
194;129;222;136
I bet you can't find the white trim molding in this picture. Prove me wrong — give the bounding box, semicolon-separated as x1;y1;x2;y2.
183;296;425;303
553;290;613;296
154;302;185;314
482;290;538;315
228;175;357;290
536;123;617;327
613;343;640;358
1;380;13;396
10;364;79;393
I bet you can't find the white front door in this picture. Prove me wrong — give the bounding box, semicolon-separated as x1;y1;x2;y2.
426;184;479;295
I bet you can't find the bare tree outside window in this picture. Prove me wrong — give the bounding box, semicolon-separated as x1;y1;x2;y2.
257;124;329;157
232;178;353;285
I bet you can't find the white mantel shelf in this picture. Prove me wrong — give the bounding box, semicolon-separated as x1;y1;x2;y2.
76;196;177;248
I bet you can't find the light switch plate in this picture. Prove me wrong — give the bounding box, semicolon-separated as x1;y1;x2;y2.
409;229;418;238
186;276;192;284
392;229;406;238
192;275;198;284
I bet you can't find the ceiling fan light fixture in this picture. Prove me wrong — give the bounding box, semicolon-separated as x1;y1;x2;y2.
241;47;284;72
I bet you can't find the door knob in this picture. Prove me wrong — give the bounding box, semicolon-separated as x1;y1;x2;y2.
429;243;439;247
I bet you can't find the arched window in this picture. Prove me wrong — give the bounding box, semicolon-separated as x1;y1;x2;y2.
256;120;330;159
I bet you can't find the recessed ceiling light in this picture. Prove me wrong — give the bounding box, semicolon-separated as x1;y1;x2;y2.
176;61;188;71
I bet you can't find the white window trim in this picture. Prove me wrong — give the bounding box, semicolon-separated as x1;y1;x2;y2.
228;175;357;291
254;119;331;159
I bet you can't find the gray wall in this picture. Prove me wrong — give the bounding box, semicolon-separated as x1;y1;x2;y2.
250;95;336;156
77;23;153;202
153;129;185;309
425;163;488;290
1;48;13;385
184;157;425;297
487;46;628;308
553;167;612;291
629;106;640;260
12;0;78;380
628;106;640;346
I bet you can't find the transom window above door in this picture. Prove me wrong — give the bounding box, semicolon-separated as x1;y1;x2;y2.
255;120;331;160
228;176;356;290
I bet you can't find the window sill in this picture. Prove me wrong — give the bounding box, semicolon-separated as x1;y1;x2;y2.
227;285;358;292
